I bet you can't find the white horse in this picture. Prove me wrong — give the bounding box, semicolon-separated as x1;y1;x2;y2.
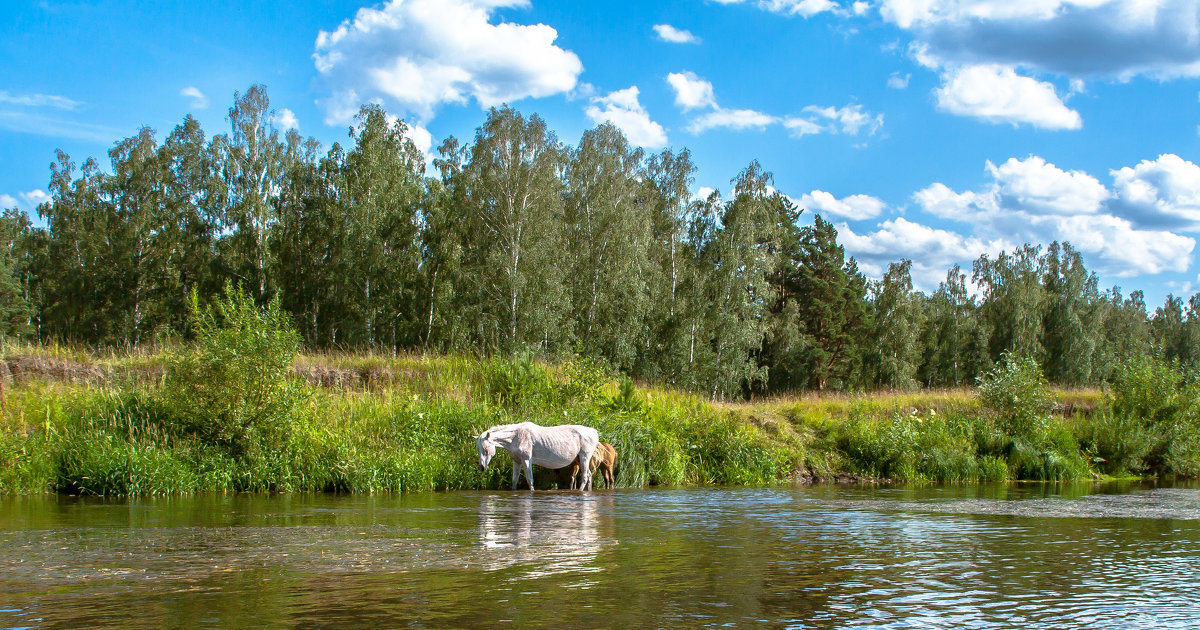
475;422;600;491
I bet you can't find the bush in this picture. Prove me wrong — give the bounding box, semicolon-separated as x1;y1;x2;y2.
1072;411;1154;475
1098;355;1200;476
162;284;308;457
479;353;558;410
1109;355;1183;426
978;353;1054;443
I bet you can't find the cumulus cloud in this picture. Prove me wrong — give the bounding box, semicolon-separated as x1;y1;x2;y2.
404;122;435;157
800;189;888;220
654;24;699;44
868;1;1200;129
666;72;717;111
271;108;299;131
838;217;1010;289
584;86;668;148
313;0;583;123
180;86;209;110
987;156;1108;216
1036;213;1194;276
934;64;1081;130
20;190;51;207
879;0;1200;80
911;154;1198;276
0;194;16;209
1111;154;1200;229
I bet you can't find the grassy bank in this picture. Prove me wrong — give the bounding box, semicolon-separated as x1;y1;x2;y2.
1;345;1195;496
0;292;1197;495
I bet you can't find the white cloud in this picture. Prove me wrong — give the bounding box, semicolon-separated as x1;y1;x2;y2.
934;64;1081;130
0;194;16;209
987;156;1108;216
314;0;583;123
1037;213;1194;276
879;0;1200;80
839;217;1010;289
887;72;911;89
180;86;209;110
584;86;668;149
1111;154;1200;229
20;190;51;207
782;117;825;137
405;123;435;157
911;154;1199;276
669;70;882;141
0;91;80;110
693;186;719;202
761;0;839;16
689;108;778;133
717;0;840;17
914;181;995;222
271;108;299;131
654;24;699;44
804;104;883;135
783;103;883;137
666;72;717;111
800;189;888;220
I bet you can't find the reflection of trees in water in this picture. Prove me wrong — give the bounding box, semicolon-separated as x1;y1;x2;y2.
476;492;613;581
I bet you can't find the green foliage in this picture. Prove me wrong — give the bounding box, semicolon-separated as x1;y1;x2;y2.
1108;354;1182;425
163;284;307;455
1072;411;1154;475
831;410;1007;482
978;353;1055;442
558;355;610;403
1089;354;1200;476
479;353;558;410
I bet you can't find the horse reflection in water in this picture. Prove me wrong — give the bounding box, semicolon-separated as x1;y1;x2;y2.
476;493;614;580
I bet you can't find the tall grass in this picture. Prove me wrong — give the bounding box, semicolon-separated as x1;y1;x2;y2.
3;311;1197;495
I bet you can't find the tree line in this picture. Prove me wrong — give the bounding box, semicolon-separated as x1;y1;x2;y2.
1;85;1197;398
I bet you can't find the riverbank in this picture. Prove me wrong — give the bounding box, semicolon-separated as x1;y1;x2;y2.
7;339;1183;496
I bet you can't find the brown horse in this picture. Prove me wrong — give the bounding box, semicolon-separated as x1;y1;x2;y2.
559;441;617;489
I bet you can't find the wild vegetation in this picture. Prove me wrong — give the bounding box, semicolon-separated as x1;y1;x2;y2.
1;286;1197;496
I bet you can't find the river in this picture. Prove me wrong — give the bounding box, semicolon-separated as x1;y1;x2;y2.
2;483;1199;628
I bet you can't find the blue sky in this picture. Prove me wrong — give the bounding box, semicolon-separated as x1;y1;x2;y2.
4;0;1200;306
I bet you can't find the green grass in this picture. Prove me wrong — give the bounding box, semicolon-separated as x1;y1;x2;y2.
0;344;1185;495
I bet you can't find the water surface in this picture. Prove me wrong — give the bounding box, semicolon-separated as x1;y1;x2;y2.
2;483;1199;628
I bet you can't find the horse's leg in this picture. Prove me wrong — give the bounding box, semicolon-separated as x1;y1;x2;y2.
568;462;580;490
511;460;521;490
579;451;593;491
523;459;535;492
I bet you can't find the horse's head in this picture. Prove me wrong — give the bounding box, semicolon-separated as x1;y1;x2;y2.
476;431;496;471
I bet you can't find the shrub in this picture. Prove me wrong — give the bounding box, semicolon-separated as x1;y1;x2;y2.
978;353;1054;443
162;284;308;457
1109;355;1183;426
1072;411;1154;475
479;353;557;410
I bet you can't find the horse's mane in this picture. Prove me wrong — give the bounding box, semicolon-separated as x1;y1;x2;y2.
481;423;522;444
